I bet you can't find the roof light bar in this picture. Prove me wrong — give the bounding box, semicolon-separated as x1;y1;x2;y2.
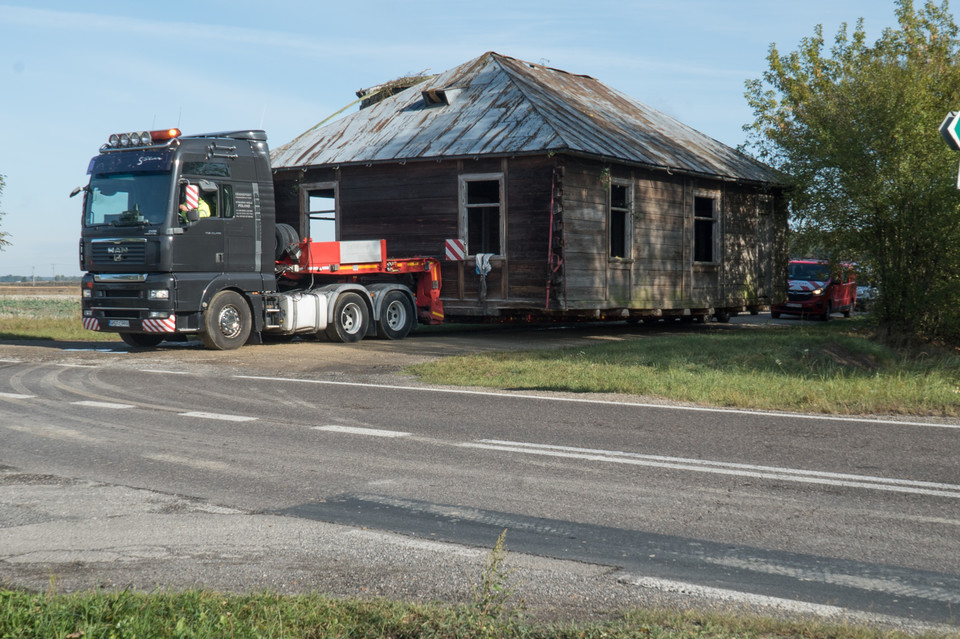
105;128;181;149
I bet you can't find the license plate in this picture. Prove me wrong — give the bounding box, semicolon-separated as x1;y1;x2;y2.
785;303;801;309
108;319;130;328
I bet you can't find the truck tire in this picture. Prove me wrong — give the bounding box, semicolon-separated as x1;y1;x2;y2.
121;333;164;348
821;301;832;322
377;291;414;340
275;223;300;260
201;290;252;350
325;292;369;343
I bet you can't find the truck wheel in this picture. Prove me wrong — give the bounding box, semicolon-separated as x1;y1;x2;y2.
715;310;731;323
121;333;164;348
325;292;369;343
821;302;832;322
201;290;251;350
378;291;414;340
771;311;780;319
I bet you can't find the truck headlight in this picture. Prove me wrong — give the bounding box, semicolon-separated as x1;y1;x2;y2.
811;288;824;296
82;289;92;299
148;289;170;300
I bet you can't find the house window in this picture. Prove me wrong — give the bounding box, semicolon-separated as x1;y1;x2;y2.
609;181;632;259
694;195;717;263
304;183;338;242
460;175;503;255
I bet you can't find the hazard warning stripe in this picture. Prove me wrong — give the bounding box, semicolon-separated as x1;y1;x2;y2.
82;317;100;331
142;316;177;333
445;238;465;261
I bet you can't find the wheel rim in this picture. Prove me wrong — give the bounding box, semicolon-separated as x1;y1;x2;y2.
340;302;363;335
385;299;407;330
218;305;243;339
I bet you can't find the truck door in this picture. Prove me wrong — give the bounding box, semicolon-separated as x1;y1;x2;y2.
171;180;226;274
223;182;259;273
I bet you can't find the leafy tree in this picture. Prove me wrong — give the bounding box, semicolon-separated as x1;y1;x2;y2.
744;0;960;344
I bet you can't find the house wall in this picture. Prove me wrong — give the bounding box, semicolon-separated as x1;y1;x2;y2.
560;156;785;315
271;154;786;320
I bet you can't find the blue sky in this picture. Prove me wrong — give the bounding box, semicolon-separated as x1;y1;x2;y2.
0;1;904;277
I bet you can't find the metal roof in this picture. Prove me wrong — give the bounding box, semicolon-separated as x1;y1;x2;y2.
271;52;781;184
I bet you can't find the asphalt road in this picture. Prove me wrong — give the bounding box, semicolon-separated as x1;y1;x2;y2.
0;317;958;630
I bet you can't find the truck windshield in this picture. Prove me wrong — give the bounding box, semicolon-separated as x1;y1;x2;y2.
85;172;171;227
789;262;830;281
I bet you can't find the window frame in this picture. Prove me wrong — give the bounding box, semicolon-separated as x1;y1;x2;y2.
608;179;633;260
301;181;339;242
693;190;720;264
459;173;505;257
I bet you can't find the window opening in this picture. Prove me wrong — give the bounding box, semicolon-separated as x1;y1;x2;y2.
694;196;716;263
307;187;337;242
462;177;502;255
609;183;630;258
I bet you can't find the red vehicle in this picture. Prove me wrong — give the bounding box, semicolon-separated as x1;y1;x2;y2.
771;259;856;321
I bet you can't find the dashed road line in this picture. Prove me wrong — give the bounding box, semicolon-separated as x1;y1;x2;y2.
71;400;135;409
179;411;257;422
314;425;411;437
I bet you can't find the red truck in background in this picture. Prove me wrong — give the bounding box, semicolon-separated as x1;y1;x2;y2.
770;259;857;321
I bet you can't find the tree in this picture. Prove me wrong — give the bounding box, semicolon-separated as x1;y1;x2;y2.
744;0;960;344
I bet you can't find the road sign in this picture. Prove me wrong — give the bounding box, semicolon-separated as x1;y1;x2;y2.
939;111;960;151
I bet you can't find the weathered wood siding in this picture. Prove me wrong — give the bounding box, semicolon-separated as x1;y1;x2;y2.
559;156;784;312
272;152;785;319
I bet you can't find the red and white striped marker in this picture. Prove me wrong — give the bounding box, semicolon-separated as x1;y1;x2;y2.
184;184;199;210
445;238;465;261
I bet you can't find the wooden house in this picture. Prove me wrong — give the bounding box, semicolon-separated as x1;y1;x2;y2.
270;52;787;323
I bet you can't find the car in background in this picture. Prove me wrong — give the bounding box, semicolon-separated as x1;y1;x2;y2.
856;284;877;311
771;259;857;321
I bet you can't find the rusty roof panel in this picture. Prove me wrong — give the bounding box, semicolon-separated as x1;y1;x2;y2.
271;52;779;184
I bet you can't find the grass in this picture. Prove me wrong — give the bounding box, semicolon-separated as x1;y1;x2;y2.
0;588;950;639
0;296;119;343
409;317;960;417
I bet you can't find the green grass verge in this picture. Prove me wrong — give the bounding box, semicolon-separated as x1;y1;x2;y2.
0;589;946;639
0;297;119;342
408;318;960;417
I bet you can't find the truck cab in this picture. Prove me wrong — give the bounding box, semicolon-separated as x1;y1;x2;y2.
78;128;277;348
770;259;857;321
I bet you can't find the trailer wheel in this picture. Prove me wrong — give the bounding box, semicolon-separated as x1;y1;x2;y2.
715;310;731;323
121;333;164;348
201;290;252;350
378;291;414;340
325;292;369;343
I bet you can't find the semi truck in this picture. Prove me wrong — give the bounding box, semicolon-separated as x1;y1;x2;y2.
76;128;443;350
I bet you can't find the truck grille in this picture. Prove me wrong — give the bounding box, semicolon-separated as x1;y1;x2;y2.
91;239;147;266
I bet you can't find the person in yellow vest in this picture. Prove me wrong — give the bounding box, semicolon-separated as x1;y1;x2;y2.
179;197;211;218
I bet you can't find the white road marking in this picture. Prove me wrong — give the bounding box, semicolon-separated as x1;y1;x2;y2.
233;375;960;430
179;411;257;422
139;369;192;375
71;400;134;409
0;392;34;399
702;556;960;605
463;439;960;499
315;425;411;438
